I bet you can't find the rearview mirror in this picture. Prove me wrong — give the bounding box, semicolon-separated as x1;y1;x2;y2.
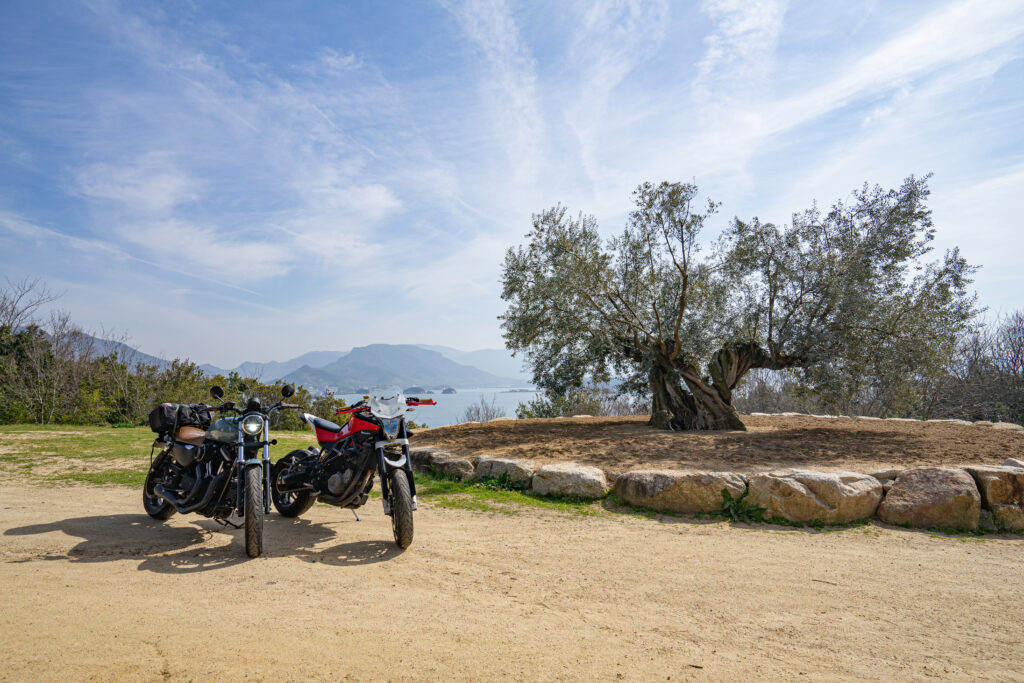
210;385;224;400
281;384;295;398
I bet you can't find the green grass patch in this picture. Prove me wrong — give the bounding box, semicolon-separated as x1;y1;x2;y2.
415;468;608;516
0;424;316;485
51;468;148;486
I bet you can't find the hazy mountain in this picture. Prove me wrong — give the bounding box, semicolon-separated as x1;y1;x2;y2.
198;350;348;381
279;364;340;393
232;350;349;381
282;344;527;392
77;333;174;370
199;363;226;375
417;345;529;380
79;334;531;393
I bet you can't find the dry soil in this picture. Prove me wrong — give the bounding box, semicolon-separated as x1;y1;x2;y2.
414;414;1024;477
1;484;1023;681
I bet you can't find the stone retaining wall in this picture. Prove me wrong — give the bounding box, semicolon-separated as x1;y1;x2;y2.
410;447;1024;532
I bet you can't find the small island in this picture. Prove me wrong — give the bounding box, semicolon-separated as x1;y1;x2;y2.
442;387;457;394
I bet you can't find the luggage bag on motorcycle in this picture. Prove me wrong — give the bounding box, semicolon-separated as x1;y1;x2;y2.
148;403;178;434
148;403;212;435
177;403;212;430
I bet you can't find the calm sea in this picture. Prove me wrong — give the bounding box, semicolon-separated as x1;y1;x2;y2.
339;387;541;428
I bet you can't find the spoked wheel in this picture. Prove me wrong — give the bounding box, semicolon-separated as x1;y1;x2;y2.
271;453;315;518
142;455;175;520
244;465;264;558
388;469;414;549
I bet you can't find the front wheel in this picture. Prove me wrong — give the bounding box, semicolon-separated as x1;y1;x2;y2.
143;455;176;520
271;453;315;518
388;470;414;549
244;466;264;558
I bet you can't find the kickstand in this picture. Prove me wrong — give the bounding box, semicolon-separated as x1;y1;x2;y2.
215;518;242;530
351;509;361;522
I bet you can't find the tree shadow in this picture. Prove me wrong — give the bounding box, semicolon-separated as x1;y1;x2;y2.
4;511;404;573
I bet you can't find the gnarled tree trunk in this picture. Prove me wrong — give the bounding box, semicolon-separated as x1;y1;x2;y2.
648;363;746;431
649;366;698;430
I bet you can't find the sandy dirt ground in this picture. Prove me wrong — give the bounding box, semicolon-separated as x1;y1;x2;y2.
414;414;1024;477
2;485;1023;681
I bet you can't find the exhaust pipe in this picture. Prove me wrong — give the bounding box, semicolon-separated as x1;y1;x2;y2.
155;471;227;514
154;467;204;508
276;471;315;493
319;470;372;507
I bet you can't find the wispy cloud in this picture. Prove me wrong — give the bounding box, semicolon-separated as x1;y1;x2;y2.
1;0;1022;362
693;0;787;106
564;0;669;190
73;152;198;214
763;0;1024;137
0;210;262;295
442;0;544;186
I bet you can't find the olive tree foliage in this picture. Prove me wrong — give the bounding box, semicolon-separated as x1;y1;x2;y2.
500;176;978;430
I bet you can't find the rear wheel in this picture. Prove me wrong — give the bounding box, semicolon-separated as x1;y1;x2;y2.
143;455;176;520
388;469;414;549
244;466;264;558
271;454;315;518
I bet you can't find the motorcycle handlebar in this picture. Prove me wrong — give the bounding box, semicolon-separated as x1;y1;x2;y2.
336;406;365;415
267;401;302;412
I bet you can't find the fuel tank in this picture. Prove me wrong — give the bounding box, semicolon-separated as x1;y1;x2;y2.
207;416;239;443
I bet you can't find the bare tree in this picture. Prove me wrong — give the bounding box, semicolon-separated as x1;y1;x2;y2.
460;394;505;423
0;277;61;330
99;329;160;424
5;311;96;423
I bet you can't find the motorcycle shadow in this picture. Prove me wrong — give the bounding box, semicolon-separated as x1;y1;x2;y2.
4;513;402;573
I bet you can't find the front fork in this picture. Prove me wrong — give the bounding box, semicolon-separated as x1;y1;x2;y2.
234;419;272;516
377;440;417;516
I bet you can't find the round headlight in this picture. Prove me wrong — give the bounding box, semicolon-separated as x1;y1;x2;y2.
241;415;264;435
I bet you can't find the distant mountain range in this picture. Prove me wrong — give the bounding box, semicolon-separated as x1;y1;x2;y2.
85;334;532;393
199;350;349;380
200;343;529;387
418;345;528;381
275;344;525;393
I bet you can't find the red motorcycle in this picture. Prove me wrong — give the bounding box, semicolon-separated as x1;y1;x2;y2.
270;386;435;548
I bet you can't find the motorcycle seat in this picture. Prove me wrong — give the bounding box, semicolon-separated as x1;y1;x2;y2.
175;426;207;446
304;414;342;433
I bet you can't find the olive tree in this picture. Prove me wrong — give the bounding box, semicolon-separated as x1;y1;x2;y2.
500;175;977;430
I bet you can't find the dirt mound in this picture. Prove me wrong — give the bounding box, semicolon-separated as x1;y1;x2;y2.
412;414;1023;477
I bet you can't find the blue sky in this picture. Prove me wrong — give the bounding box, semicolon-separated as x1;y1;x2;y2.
1;0;1022;368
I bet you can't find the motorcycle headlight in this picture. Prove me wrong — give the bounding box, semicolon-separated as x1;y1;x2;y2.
241;415;264;436
381;417;401;440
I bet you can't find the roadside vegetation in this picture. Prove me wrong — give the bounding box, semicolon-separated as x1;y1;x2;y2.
0;278;347;428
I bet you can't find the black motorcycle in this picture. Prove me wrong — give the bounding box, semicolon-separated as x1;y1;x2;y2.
270;385;435;549
142;384;301;557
